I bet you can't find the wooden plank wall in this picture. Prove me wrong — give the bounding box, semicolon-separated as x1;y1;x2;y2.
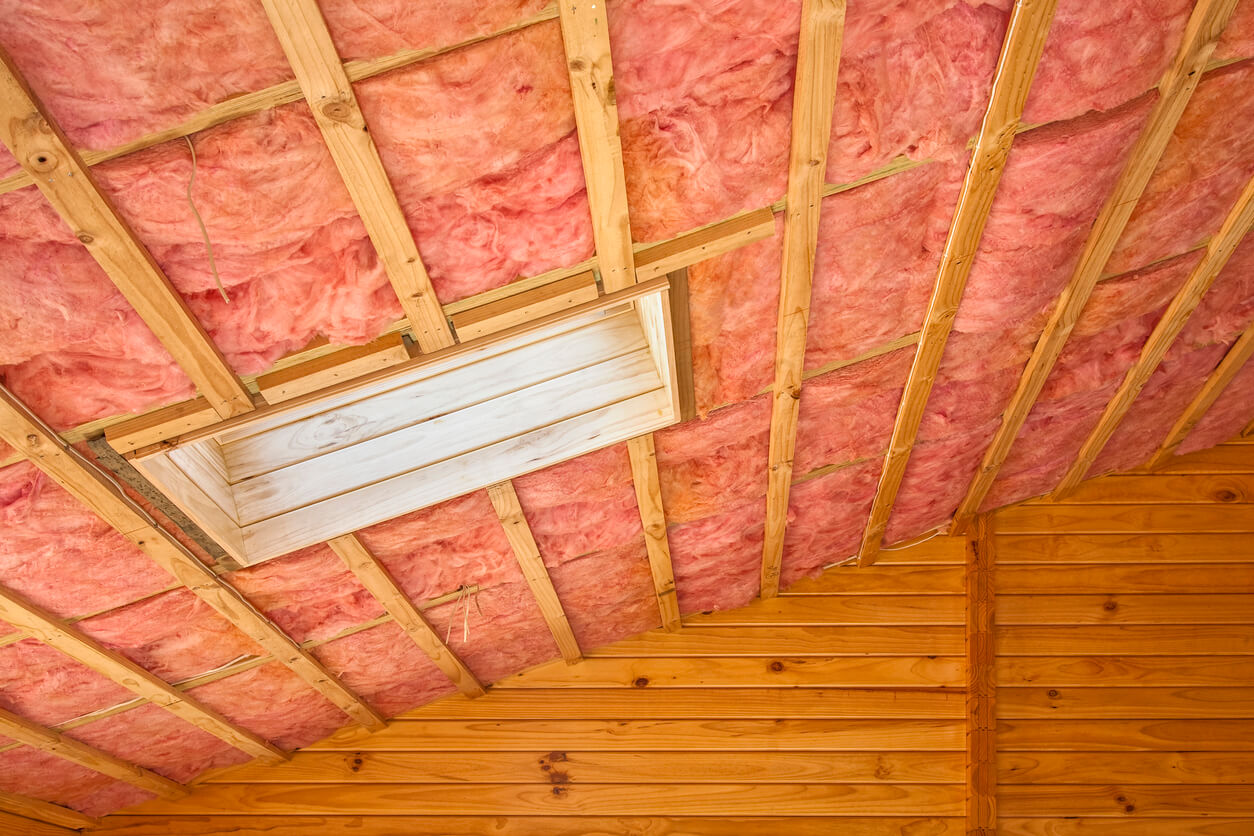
994;439;1254;835
86;537;969;835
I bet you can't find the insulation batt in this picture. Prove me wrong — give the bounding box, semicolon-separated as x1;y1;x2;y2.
425;582;560;684
548;540;663;649
0;639;133;728
981;252;1201;510
320;0;551;61
1107;61;1254;275
1180;355;1254;454
668;499;765;615
781;459;884;588
1217;1;1254;61
888;96;1151;541
311;623;457;718
0;463;175;619
0;747;153;816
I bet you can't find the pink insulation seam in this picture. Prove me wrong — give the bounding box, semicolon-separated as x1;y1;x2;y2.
424;582;561;684
806;164;962;372
0;462;175;619
1107;61;1254;275
356;21;594;302
1091;237;1254;475
0;639;133;728
667;499;765;616
547;539;663;649
1021;0;1192;125
980;251;1202;510
512;443;645;567
781;458;884;588
0;746;153;816
320;0;550;62
1180;354;1254;454
611;0;798;243
310;622;458;718
886;95;1153;542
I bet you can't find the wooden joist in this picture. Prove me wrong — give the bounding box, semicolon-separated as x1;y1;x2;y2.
0;586;283;762
626;435;682;631
1051;174;1254;496
0;48;253;420
0;386;386;733
950;0;1243;530
450;272;599;341
634;207;776;281
0;705;187;801
760;0;846;598
0;789;95;831
0;810;76;836
258;0;454;352
857;0;1058;565
487;481;582;663
255;334;410;405
327;534;485;698
966;518;996;835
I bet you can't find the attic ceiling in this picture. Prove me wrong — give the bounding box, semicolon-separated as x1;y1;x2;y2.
0;0;1252;825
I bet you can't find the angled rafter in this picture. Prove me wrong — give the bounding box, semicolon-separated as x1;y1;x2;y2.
487;481;582;664
760;0;847;598
857;0;1058;565
951;0;1242;530
0;586;282;763
258;0;454;352
0;705;187;801
626;435;681;631
0;386;386;733
0;48;252;420
327;534;485;698
0;789;95;831
1052;174;1254;496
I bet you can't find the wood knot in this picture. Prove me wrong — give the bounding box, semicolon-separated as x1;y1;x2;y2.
27;147;58;173
769;661;784;672
76;231;94;244
1047;689;1060;699
551;785;569;798
632;677;649;688
321;100;354;122
547;751;568;763
1102;599;1118;611
568;58;588;72
1214;489;1239;503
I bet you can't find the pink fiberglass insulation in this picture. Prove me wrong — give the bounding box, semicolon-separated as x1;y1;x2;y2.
0;747;153;816
1022;0;1192;125
1108;61;1254;275
781;458;883;588
1217;1;1254;61
321;0;550;61
793;347;915;477
355;22;594;302
311;623;457;718
826;1;1007;184
425;582;560;684
512;444;644;566
610;0;798;243
75;589;265;684
654;396;771;525
980;252;1199;510
1180;357;1254;454
0;463;174;619
0;640;133;727
547;540;662;649
67;703;250;782
357;491;522;601
226;545;383;644
806;165;961;371
886;96;1151;541
667;499;764;615
0;0;290;151
186;662;347;750
685;219;781;413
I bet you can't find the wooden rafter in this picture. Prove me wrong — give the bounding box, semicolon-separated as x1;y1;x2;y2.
0;48;252;420
950;0;1242;530
966;516;996;834
760;0;846;598
327;534;485;698
0;789;94;831
0;705;187;801
1052;174;1254;496
0;585;283;763
487;481;582;664
0;386;387;732
259;0;454;352
626;435;681;631
857;0;1058;565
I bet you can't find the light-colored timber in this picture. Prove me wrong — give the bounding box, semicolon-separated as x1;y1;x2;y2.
626;434;681;631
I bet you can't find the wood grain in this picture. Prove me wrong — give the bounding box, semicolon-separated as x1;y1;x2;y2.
998;719;1254;750
999;687;1254;719
997;656;1254;687
0;790;94;830
999;751;1254;784
997;594;1254;625
626;434;681;631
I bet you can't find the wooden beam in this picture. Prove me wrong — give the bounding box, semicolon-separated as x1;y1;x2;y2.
0;789;95;831
1052;174;1254;496
857;0;1057;564
760;0;847;598
327;534;485;698
256;334;409;405
0;386;387;733
557;0;635;292
258;0;454;352
667;268;697;422
966;517;996;835
0;48;252;420
625;434;681;631
950;0;1243;530
487;481;582;664
0;586;283;763
0;706;187;801
634;207;776;281
450;272;599;342
0;810;75;836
